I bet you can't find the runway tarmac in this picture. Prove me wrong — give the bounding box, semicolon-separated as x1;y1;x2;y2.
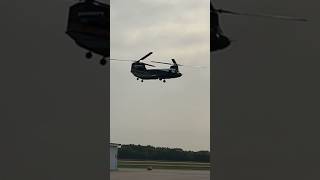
110;168;210;180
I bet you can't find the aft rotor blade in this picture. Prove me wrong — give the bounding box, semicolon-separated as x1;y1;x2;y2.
141;62;156;67
151;61;206;69
139;52;153;61
151;61;174;66
183;65;207;69
151;60;183;66
216;9;307;22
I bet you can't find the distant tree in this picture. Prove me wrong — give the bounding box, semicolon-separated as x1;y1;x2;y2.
118;144;210;162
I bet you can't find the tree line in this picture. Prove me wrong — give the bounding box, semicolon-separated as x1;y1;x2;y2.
118;144;209;162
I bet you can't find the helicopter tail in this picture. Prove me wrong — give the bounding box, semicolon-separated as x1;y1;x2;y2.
170;59;179;71
171;59;177;65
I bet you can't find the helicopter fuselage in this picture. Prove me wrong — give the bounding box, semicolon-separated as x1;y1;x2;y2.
66;1;109;58
131;63;182;80
211;33;231;51
211;2;231;52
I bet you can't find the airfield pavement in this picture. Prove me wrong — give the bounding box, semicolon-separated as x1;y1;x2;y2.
110;168;210;180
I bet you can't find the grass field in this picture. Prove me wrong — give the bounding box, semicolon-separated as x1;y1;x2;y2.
118;160;210;170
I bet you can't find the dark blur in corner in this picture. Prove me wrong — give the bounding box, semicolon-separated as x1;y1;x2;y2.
213;0;320;179
0;0;109;179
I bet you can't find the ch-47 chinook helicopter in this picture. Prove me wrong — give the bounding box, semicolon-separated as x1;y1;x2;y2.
66;0;109;65
210;0;307;52
110;52;184;83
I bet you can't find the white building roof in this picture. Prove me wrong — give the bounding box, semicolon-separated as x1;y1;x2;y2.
110;143;121;147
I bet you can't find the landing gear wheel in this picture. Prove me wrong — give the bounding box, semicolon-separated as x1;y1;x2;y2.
85;52;93;59
137;78;139;80
163;80;166;83
100;58;107;66
141;79;144;82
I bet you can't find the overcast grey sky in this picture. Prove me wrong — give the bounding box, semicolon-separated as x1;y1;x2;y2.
110;0;210;151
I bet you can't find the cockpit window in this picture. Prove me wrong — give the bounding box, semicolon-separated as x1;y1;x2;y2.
69;3;108;29
132;64;146;71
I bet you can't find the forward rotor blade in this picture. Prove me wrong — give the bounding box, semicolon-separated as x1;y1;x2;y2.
94;0;109;6
216;9;307;22
139;52;153;61
108;59;155;67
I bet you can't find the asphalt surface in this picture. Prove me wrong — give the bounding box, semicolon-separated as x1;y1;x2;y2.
110;168;210;180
